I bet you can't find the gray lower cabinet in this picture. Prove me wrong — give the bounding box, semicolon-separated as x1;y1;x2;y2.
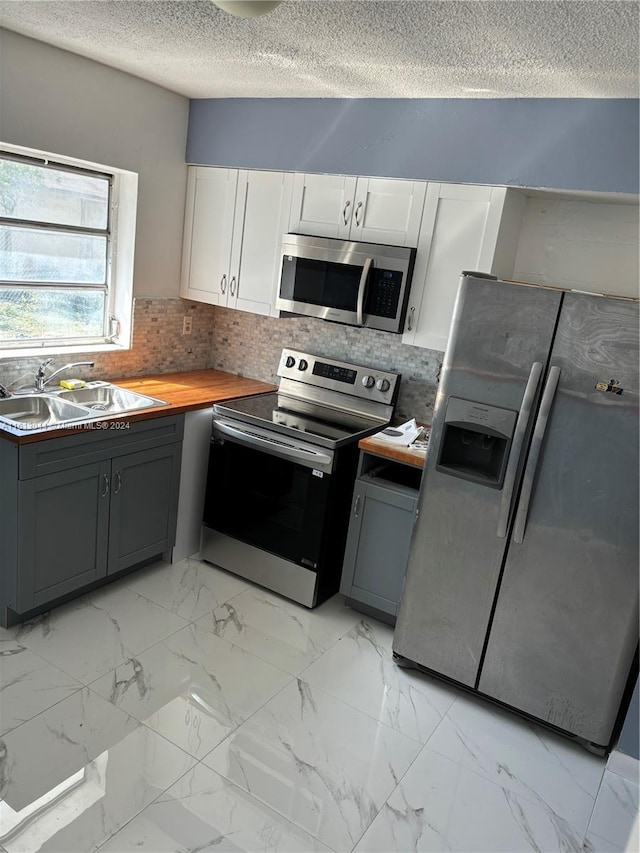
340;453;421;624
107;444;182;576
18;460;111;610
0;415;184;624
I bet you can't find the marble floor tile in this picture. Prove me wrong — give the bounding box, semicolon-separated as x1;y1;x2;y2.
354;747;585;853
583;832;626;852
302;620;458;744
426;694;606;833
89;622;292;759
98;762;333;852
204;677;421;852
13;584;187;683
587;769;639;849
124;556;249;621
196;588;361;675
0;688;195;852
0;640;81;736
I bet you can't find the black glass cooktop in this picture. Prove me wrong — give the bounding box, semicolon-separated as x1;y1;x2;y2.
214;392;385;448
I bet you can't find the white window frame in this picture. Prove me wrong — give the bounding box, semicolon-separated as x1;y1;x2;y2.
0;142;137;357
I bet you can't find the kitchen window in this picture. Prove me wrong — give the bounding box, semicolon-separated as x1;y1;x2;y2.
0;144;137;356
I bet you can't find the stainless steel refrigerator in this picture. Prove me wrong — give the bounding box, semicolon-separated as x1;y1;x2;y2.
393;273;639;751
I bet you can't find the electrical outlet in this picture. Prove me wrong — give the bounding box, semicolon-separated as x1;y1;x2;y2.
182;316;192;335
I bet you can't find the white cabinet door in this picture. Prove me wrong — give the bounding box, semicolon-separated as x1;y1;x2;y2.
403;184;525;352
289;173;358;238
231;170;294;317
350;177;427;246
289;173;426;247
180;167;237;305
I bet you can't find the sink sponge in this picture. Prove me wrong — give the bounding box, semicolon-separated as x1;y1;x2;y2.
59;379;86;390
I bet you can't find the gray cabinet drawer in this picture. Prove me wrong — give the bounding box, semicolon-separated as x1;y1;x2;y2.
19;415;185;479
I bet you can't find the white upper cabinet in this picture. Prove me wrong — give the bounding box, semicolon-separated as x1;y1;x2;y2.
289;173;426;247
349;177;427;246
181;167;293;316
402;184;526;352
289;173;357;239
231;170;294;316
180;167;237;305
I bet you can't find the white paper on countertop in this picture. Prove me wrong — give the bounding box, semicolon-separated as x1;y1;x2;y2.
373;418;423;447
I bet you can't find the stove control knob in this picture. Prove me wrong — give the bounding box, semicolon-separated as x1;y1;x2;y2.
298;359;308;371
361;375;375;388
285;356;296;368
376;378;390;392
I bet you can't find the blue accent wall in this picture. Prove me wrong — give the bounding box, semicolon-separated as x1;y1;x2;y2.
187;99;638;195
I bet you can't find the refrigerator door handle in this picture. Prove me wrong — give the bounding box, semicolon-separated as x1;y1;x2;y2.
497;362;543;538
512;366;561;544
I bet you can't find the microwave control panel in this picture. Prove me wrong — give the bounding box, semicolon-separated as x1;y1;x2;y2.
367;269;403;319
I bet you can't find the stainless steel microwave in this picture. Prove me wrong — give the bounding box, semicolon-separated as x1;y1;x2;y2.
277;234;416;333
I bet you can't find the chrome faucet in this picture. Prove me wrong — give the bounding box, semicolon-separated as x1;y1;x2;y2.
0;383;11;399
35;359;95;392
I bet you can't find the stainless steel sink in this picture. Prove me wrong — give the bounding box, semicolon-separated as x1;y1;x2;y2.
57;385;167;414
0;383;168;432
0;395;92;430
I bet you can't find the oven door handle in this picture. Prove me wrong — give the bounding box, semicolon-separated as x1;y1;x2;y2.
356;257;373;326
214;419;333;469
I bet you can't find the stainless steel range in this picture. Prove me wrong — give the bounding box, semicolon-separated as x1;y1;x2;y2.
201;349;401;607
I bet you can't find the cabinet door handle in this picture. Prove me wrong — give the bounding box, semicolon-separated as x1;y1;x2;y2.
113;470;122;495
101;473;110;498
354;494;361;517
220;274;227;294
342;200;351;225
354;201;363;226
230;276;237;297
407;306;415;331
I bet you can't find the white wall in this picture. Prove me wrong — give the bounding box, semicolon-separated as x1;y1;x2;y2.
0;29;189;297
513;196;639;298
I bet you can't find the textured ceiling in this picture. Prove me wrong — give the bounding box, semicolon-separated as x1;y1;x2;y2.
0;1;637;99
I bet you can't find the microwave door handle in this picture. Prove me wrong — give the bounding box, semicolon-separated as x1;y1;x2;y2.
512;366;561;545
356;257;373;326
496;361;543;538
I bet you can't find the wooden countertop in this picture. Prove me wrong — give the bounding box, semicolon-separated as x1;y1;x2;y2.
358;433;427;469
0;369;276;445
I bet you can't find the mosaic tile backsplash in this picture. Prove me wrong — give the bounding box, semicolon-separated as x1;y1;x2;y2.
211;306;443;426
1;299;442;425
0;298;216;391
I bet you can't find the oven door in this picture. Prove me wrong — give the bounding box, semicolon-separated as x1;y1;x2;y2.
203;418;334;571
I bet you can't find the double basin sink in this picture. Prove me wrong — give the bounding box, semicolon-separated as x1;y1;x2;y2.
0;383;168;432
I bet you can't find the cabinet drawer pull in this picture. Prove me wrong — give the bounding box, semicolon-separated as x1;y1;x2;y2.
101;473;110;498
354;201;363;226
407;306;415;331
113;470;122;495
342;200;351;225
220;274;227;294
230;276;237;297
354;494;361;517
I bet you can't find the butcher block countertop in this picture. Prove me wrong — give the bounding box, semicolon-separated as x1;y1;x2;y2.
358;434;427;469
0;369;276;445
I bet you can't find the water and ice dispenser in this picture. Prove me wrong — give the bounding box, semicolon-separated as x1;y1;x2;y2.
436;397;517;489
